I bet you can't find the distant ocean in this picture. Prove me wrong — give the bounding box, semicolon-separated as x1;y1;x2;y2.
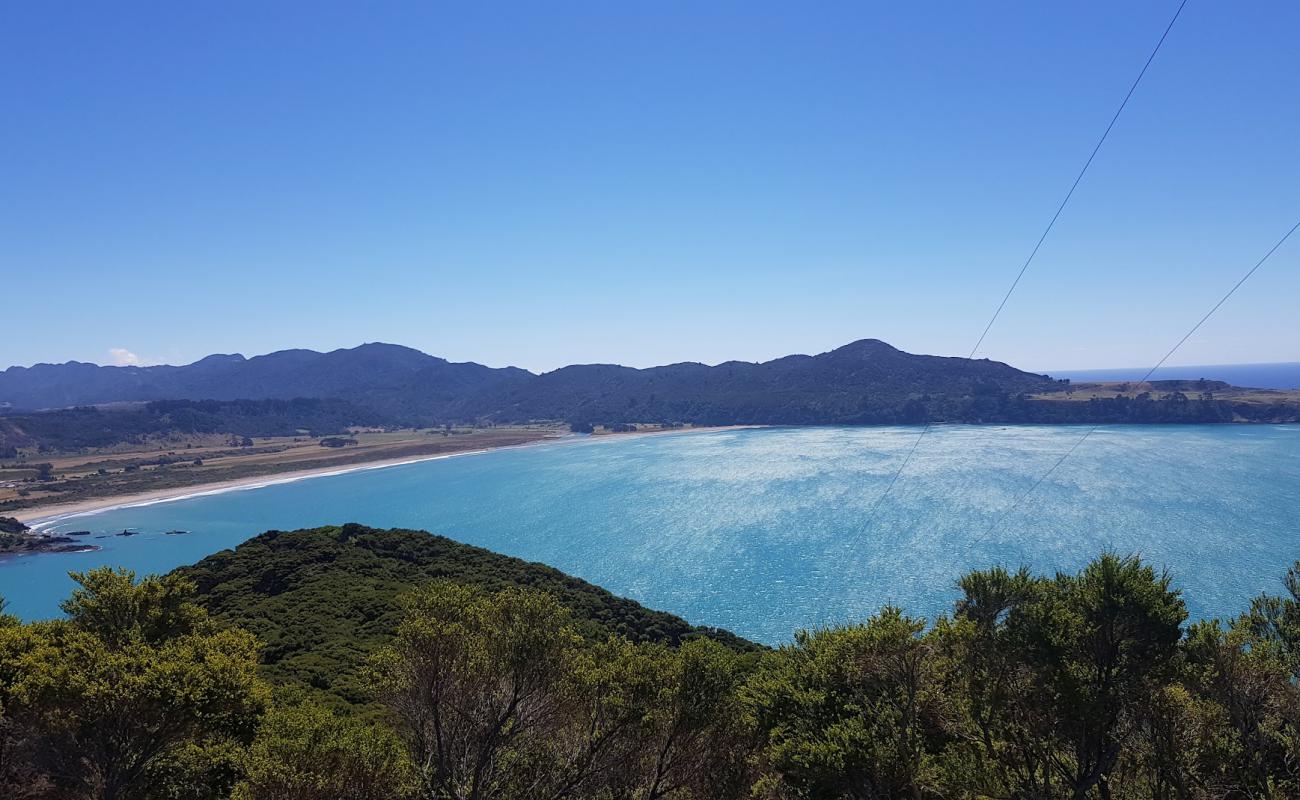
1046;362;1300;389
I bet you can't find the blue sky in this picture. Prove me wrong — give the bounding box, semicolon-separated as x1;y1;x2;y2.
3;1;1297;374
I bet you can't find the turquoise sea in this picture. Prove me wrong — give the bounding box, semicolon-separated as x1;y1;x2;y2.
3;425;1298;644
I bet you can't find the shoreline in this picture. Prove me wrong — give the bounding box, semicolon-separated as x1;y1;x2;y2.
19;425;759;530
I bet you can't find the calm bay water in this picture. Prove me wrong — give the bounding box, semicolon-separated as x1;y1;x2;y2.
3;425;1298;644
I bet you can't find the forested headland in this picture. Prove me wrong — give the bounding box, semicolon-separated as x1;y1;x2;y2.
2;524;1299;799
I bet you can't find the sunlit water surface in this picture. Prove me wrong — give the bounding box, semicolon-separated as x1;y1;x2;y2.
3;425;1297;644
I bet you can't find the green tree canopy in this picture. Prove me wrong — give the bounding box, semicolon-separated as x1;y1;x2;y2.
0;568;267;800
232;701;414;800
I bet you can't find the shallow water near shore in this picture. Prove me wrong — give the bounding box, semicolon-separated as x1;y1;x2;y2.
3;425;1298;644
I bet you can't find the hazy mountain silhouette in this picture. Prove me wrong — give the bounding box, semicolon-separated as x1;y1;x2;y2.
0;339;1055;424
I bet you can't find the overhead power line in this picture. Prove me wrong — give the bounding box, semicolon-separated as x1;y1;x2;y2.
860;0;1189;526
967;0;1190;361
976;215;1300;540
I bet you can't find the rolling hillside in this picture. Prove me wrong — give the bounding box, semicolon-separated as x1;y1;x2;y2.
179;524;757;707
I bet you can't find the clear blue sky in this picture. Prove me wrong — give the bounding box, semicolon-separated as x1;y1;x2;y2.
3;1;1297;374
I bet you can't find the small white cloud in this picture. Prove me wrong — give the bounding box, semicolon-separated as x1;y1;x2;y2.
108;347;141;366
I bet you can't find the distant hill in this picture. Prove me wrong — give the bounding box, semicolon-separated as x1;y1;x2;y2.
0;343;531;417
178;524;757;708
480;339;1056;425
0;339;1057;425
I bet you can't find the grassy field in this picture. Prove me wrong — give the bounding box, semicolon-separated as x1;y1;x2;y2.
0;421;715;520
1031;381;1300;405
0;426;563;518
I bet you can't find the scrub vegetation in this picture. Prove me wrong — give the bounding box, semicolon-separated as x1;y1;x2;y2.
3;525;1299;799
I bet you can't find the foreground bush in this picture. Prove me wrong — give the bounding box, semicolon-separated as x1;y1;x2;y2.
369;582;752;800
0;569;266;800
232;702;413;800
3;553;1300;799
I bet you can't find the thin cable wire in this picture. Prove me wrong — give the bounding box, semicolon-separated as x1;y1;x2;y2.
860;0;1189;526
976;216;1300;541
969;0;1189;361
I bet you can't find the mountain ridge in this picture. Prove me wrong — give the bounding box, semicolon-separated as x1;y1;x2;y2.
5;339;1296;427
3;338;988;377
0;338;1056;425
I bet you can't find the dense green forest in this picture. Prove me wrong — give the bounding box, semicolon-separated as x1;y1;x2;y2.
177;525;755;707
0;398;395;455
3;525;1299;799
4;389;1295;458
910;386;1299;425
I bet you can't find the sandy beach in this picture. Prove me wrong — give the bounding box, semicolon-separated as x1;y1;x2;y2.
17;446;515;529
17;425;759;529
